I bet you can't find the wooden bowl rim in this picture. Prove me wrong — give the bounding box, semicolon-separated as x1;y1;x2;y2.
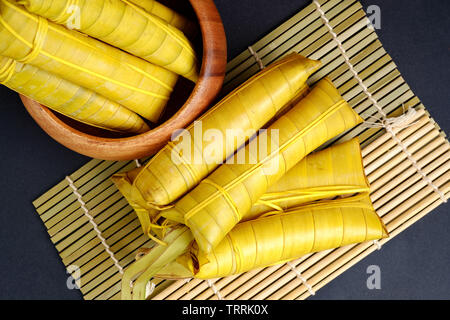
21;0;227;161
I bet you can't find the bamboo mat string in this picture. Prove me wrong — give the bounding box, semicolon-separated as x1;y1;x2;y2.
145;281;156;299
372;240;382;250
363;105;418;129
206;280;224;300
313;0;447;204
134;159;142;168
65;176;124;274
287;261;315;296
248;46;265;70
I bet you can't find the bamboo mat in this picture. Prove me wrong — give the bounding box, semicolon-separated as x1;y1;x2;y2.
32;0;449;300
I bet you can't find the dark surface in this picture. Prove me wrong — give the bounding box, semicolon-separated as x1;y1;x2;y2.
0;0;448;300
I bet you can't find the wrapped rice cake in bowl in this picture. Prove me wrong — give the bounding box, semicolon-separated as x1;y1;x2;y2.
0;0;226;160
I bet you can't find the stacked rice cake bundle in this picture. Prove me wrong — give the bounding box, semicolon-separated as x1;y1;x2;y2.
0;0;199;133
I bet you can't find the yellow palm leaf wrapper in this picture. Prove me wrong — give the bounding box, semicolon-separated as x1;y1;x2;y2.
0;56;149;133
111;166;175;245
121;225;194;300
0;0;178;122
162;78;363;253
246;137;370;220
163;137;370;223
156;194;388;280
120;53;321;211
126;0;198;38
17;0;199;81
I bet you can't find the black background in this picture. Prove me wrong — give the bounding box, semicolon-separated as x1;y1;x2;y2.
0;0;448;299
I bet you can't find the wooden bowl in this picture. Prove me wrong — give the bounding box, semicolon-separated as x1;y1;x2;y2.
21;0;227;161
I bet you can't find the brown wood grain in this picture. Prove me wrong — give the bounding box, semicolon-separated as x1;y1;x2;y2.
21;0;227;161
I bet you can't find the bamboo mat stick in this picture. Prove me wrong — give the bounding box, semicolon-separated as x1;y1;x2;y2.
347;72;404;113
365;132;446;190
50;191;129;243
47;187;118;236
47;186;124;235
195;273;254;300
267;15;369;88
55;202;132;252
63;224;132;268
72;221;141;272
332;82;417;146
92;282;122;300
61;209;147;265
257;248;354;300
181;279;223;300
336;92;417;148
33;159;104;208
324;83;414;153
343;92;416;149
44;180;114;229
375;161;448;221
382;174;449;225
237;251;333;300
371;143;449;202
75;225;142;282
81;234;148;293
81;236;152;298
152;279;193;300
365;123;431;168
367;132;442;191
362;115;428;165
43;161;136;227
365;124;437;176
146;279;174;299
38;160;130;219
277;4;365;64
374;154;450;211
70;222;151;285
361;109;426;157
307;29;377;84
166;279;205;300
